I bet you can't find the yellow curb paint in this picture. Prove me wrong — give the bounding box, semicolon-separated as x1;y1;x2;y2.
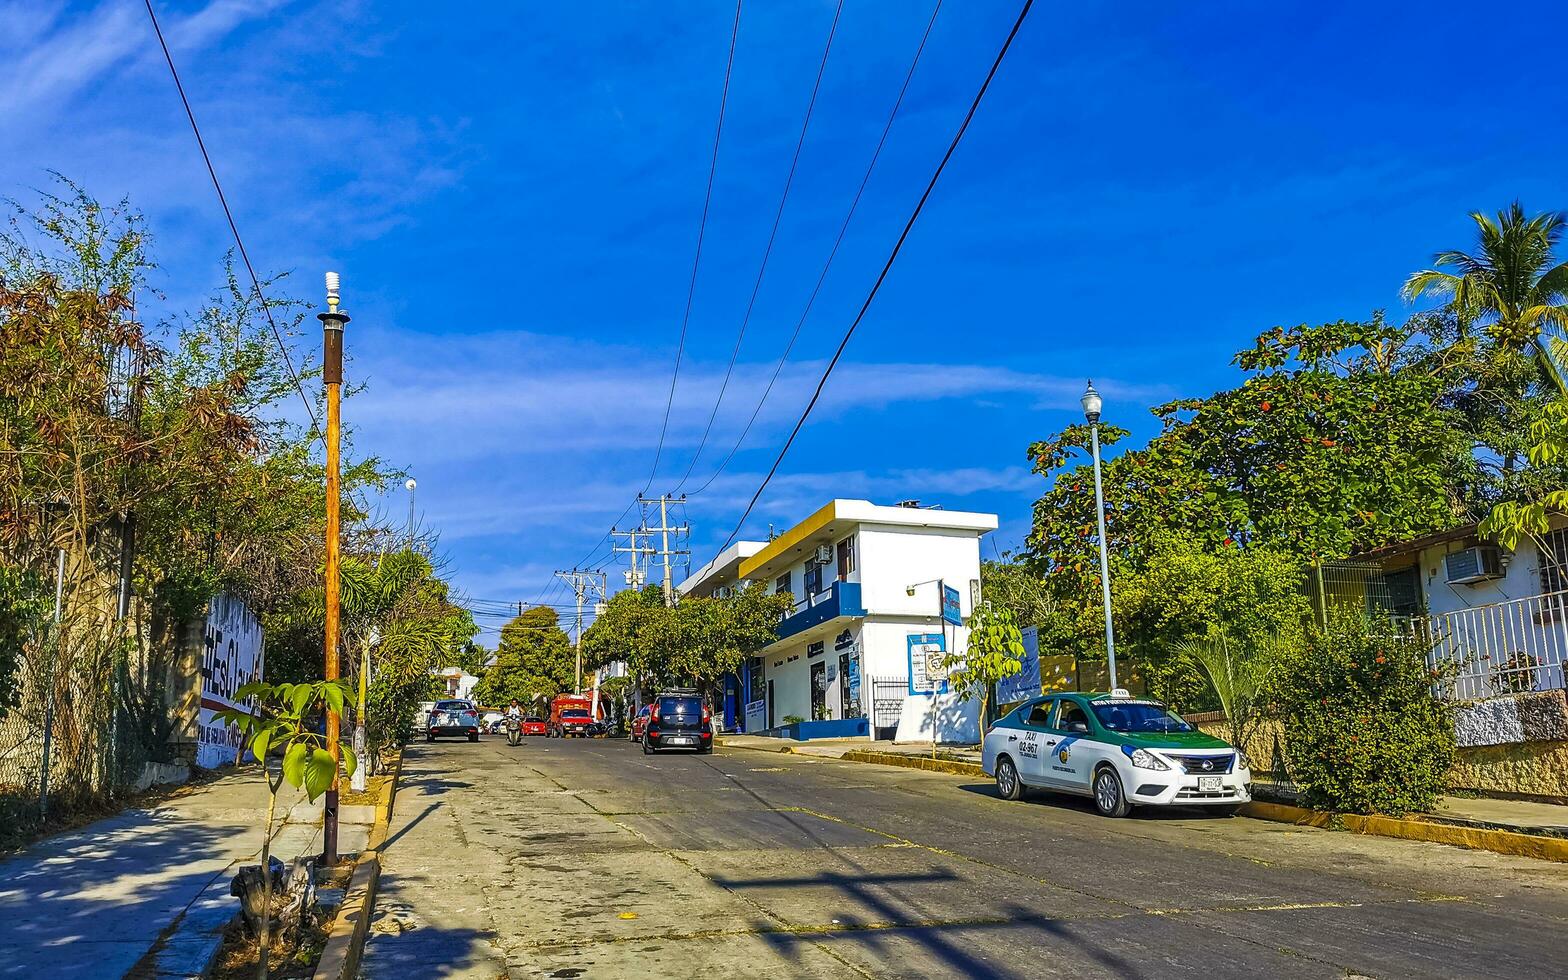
617;912;638;920
1241;802;1568;864
841;750;985;777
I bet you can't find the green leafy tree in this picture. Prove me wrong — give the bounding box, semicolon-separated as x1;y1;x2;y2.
1480;399;1568;551
1404;201;1568;394
1112;534;1309;709
979;554;1054;630
1024;317;1467;694
1270;614;1456;815
940;604;1025;731
215;680;356;979
582;585;790;699
473;606;574;706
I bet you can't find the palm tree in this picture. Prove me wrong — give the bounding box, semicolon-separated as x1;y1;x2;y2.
1403;201;1568;394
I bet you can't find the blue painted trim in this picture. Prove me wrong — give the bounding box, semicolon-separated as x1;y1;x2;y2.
775;581;864;641
757;717;870;741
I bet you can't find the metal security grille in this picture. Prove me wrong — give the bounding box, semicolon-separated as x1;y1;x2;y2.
868;676;906;741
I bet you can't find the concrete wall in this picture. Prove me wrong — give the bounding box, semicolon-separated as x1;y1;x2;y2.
1415;533;1545;618
857;525;981;619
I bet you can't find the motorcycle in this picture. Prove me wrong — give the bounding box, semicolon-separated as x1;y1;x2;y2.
505;715;522;747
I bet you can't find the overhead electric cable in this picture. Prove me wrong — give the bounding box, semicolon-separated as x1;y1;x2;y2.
672;0;845;492
644;0;744;492
142;0;320;434
719;0;1035;551
690;0;944;496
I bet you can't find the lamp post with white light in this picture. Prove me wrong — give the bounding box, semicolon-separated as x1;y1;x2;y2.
1081;381;1119;691
404;478;417;546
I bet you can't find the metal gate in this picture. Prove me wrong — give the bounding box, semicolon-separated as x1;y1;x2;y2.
869;676;906;741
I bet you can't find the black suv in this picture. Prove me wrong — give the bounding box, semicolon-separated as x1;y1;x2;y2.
642;691;713;754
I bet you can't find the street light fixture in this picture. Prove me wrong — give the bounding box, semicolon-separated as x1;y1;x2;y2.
1082;380;1118;691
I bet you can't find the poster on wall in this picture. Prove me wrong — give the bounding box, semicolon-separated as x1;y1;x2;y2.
744;699;767;732
907;633;948;694
996;626;1042;705
196;594;265;769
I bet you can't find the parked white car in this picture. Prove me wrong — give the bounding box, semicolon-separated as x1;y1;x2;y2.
982;691;1251;817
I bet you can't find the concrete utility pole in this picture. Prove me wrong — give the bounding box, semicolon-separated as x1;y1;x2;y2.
555;570;607;693
319;272;349;865
638;494;689;608
611;527;655;589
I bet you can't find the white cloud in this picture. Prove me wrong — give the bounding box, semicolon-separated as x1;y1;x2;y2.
346;324;1167;467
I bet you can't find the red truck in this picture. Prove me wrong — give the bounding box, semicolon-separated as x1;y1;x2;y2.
548;694;594;738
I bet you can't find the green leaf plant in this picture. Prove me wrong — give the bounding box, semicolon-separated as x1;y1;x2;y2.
213;679;355;980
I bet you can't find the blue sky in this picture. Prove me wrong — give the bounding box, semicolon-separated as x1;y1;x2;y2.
7;1;1566;636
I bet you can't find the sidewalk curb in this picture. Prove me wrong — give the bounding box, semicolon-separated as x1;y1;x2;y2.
840;750;986;778
312;753;402;980
1241;800;1568;864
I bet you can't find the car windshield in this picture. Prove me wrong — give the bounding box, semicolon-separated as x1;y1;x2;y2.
434;701;470;712
562;709;590;718
526;716;542;723
1090;701;1193;733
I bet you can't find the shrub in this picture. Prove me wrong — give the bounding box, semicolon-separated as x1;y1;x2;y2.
782;714;806;725
1271;613;1455;815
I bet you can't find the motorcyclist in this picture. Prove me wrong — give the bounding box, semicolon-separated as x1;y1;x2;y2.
505;699;524;744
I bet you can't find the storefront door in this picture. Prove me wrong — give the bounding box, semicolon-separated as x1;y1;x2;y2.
810;661;827;720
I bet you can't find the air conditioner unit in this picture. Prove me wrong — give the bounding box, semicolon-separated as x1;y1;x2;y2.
814;544;834;565
1444;546;1504;585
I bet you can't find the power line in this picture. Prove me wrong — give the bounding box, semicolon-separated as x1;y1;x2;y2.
690;0;945;496
673;0;845;492
720;0;1034;551
142;0;321;434
645;0;744;492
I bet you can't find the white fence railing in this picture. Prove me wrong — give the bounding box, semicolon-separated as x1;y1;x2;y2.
1419;590;1568;700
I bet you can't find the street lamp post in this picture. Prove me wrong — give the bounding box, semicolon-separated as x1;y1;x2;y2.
1081;381;1119;691
319;273;349;864
404;478;417;546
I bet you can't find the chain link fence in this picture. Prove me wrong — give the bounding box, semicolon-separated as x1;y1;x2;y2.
0;580;180;849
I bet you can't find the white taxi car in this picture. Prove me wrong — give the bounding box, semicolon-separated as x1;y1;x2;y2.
982;691;1251;817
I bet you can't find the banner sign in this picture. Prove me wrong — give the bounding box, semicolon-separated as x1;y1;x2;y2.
197;594;265;769
941;584;963;626
907;633;948;695
744;699;767;733
996;626;1043;706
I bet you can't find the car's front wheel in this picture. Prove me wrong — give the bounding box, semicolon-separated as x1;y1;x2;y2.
995;756;1024;801
1093;767;1131;818
642;736;654;755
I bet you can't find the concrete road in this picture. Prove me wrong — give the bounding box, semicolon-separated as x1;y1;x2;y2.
360;737;1568;979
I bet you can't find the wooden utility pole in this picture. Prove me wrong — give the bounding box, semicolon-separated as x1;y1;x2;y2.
319;272;349;865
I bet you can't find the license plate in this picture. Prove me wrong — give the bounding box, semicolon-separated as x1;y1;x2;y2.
1198;776;1222;792
668;736;693;745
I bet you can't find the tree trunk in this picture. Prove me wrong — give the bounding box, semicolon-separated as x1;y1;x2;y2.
257;785;277;980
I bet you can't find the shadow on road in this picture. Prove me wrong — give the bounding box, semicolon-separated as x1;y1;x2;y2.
955;782;1240;822
717;868;1141;979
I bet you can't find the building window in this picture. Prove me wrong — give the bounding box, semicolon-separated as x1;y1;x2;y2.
1541;528;1568;594
836;536;855;580
804;562;823;597
775;571;792;596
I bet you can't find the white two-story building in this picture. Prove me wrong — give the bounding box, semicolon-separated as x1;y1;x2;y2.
679;499;997;743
